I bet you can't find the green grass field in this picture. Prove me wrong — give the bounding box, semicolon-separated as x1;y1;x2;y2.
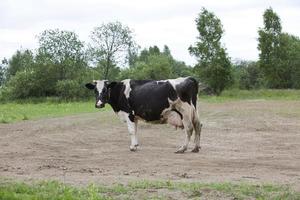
201;89;300;103
0;179;299;200
0;101;111;123
0;89;299;123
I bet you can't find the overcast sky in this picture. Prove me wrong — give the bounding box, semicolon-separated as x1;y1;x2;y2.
1;0;300;66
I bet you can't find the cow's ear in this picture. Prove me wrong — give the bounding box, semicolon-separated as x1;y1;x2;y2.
85;83;96;90
108;81;117;88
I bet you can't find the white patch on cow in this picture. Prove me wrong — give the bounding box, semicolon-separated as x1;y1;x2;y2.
96;100;103;107
156;77;187;90
117;111;128;123
167;77;187;90
126;114;138;150
95;80;106;94
122;79;131;98
117;110;138;150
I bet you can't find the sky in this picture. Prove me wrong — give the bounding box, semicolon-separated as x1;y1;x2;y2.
1;0;300;66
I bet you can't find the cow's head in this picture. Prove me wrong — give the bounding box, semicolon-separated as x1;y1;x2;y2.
85;80;116;108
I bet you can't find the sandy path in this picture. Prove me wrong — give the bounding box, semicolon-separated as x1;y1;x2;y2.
0;100;299;190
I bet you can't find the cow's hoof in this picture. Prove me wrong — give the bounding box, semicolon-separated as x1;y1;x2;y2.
130;145;138;151
175;147;187;154
191;146;200;153
134;144;139;147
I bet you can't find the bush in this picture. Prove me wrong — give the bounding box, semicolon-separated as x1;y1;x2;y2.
55;79;91;100
4;70;42;99
239;62;264;89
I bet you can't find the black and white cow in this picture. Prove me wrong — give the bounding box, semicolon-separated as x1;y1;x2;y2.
85;77;202;153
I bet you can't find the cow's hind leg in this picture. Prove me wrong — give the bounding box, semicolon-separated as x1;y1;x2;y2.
191;112;202;152
126;117;138;151
175;116;193;154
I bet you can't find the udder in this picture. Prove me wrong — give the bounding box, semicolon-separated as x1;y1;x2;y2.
162;110;184;129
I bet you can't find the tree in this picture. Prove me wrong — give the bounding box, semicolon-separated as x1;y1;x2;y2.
0;58;8;86
4;29;90;99
35;29;88;97
280;33;300;88
258;8;300;89
119;54;172;80
189;8;232;95
37;29;86;81
234;61;263;89
119;45;192;80
258;8;283;88
89;21;137;79
6;49;34;80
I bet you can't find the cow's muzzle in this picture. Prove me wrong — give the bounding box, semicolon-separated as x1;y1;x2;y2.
95;104;105;108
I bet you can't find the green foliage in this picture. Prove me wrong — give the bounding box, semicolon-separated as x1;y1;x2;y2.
119;45;193;80
6;49;34;81
258;8;282;88
172;60;193;77
94;60;121;80
0;59;7;86
37;29;85;63
189;8;233;95
4;69;50;99
36;29;87;81
89;21;137;79
2;29;92;100
135;54;172;80
258;7;300;89
279;33;300;89
233;60;264;89
55;79;90;100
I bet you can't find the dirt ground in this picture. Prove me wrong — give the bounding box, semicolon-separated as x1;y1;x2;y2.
0;100;300;191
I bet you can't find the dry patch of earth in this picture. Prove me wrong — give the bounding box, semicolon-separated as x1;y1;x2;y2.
1;100;299;192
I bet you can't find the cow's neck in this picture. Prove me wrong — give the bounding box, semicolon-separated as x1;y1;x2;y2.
108;82;131;113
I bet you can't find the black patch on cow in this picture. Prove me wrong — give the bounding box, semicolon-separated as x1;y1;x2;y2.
85;83;96;90
128;113;135;122
175;77;198;107
108;82;131;113
171;109;183;119
128;80;178;121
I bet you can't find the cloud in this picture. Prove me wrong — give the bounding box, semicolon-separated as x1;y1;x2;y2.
0;0;300;65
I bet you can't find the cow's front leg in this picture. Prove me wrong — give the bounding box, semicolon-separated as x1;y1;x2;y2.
126;117;138;151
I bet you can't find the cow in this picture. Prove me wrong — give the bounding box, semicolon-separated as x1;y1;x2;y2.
85;77;202;153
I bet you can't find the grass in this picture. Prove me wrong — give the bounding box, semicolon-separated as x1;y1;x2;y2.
0;100;111;123
0;179;299;200
200;89;300;103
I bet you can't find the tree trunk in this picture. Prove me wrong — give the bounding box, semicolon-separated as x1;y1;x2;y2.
104;56;110;80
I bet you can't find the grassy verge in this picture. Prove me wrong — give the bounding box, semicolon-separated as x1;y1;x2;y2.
1;89;299;123
200;89;300;103
0;179;299;200
0;101;110;123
